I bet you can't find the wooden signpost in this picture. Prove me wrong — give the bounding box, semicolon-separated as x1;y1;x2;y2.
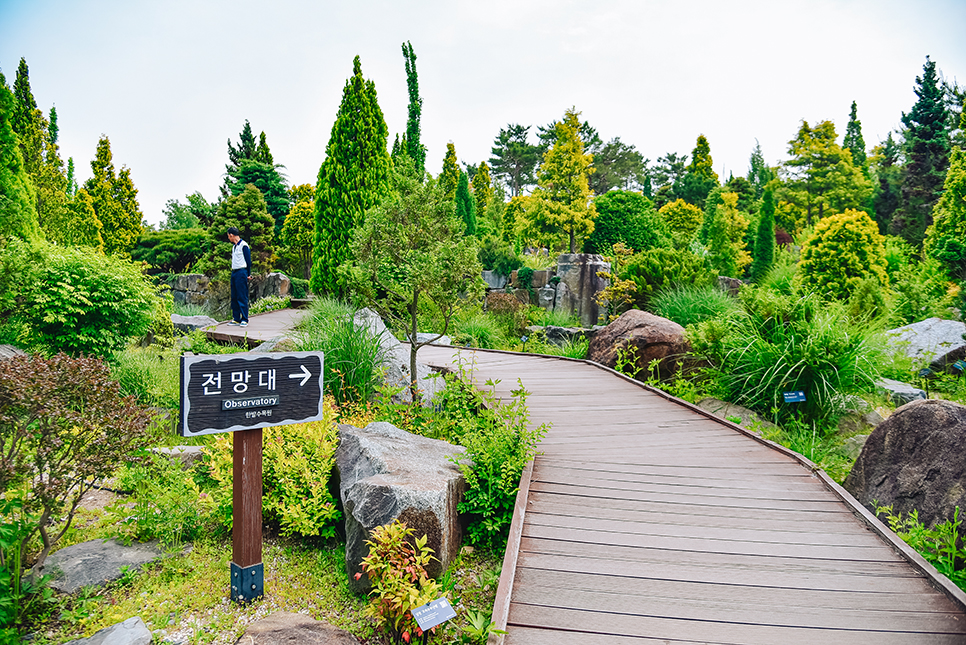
179;351;324;603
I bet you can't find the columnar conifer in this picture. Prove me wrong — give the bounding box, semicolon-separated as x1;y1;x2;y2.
455;171;476;236
750;187;776;282
84;136;143;255
310;56;392;297
402;41;425;175
0;71;39;240
472;161;493;218
439;143;459;200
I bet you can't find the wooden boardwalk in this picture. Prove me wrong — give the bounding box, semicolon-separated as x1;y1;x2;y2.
418;346;966;645
206;307;311;348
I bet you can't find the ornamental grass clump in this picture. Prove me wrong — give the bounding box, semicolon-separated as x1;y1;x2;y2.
689;288;884;427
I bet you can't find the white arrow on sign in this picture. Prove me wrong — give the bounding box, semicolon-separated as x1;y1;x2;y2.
288;364;311;387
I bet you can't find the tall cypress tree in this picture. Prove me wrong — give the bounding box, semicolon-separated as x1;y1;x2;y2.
0;71;39;240
750;187;776;282
439;143;459;200
891;57;951;247
402;41;425;175
84;136;143;255
454;171;476;236
310;56;392;297
472;160;494;217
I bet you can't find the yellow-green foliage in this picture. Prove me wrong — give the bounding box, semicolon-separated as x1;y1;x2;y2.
706;192;751;277
798;209;887;300
204;400;341;537
658;198;703;244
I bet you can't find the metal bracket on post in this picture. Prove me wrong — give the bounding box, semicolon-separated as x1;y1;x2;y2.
230;561;264;603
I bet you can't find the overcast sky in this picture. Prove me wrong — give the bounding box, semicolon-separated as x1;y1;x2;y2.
1;0;964;227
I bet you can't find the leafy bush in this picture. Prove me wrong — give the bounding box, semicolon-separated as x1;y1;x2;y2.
0;354;152;572
110;453;211;548
799;209;888;301
3;240;159;357
620;247;716;309
875;505;965;592
250;294;290;315
477;233;521;277
289;277;309;299
584;190;667;254
294;298;385;405
434;367;548;549
358;520;443;644
203;404;341;538
658;198;703;244
889;257;958;325
485;293;530;338
689;289;884;426
650;284;742;328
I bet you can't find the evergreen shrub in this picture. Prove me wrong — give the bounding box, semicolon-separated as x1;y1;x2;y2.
620;247;715;309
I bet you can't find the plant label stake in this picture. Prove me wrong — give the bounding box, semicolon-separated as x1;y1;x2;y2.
782;390;806;403
179;351;324;603
413;596;457;633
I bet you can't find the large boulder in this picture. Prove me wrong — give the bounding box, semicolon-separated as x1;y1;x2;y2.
40;539;164;593
481;270;508;290
168;274;209;306
354;308;445;406
335;422;467;593
844;399;966;529
587;310;689;380
231;612;357;645
886;317;966;372
250;272;291;302
555;254;610;327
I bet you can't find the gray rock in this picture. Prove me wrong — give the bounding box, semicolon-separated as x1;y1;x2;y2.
250;337;299;353
63;617;152;645
837;409;884;435
555;254;610;327
170;314;217;333
481;270;508;290
695;398;778;434
415;332;452;346
232;612;357;645
526;325;594;347
845;399;966;529
536;286;556;309
335;422;467;593
251;272;291;301
717;276;744;296
354;308;445;406
41;539;163;593
587;310;690;381
168;274;209;293
840;434;870;460
876;378;927;406
886;317;966;371
0;344;26;361
150;446;204;468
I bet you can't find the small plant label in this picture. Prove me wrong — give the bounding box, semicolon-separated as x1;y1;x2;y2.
782;390;806;403
180;351;324;436
412;597;456;631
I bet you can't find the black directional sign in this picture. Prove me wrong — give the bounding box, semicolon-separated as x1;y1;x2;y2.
179;351;324;437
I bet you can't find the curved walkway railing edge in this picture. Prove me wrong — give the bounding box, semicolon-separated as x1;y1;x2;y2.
426;344;966;631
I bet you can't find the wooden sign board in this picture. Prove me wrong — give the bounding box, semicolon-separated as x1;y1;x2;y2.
179;352;324;437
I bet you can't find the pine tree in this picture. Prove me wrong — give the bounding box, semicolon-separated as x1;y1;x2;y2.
750;187;776;282
439;143;459;200
520;109;596;253
871;134;901;233
455;171;476;236
675;135;719;208
84;136;143;255
891;57;951;247
746;140;773;199
310;56;392;297
0;71;39;240
402;41;425;175
923;147;966;280
843;101;868;171
206;183;275;275
489;124;539;197
779;120;872;231
229;161;290;233
472;161;493;218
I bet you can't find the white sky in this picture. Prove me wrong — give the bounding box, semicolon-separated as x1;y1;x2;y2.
1;0;964;227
